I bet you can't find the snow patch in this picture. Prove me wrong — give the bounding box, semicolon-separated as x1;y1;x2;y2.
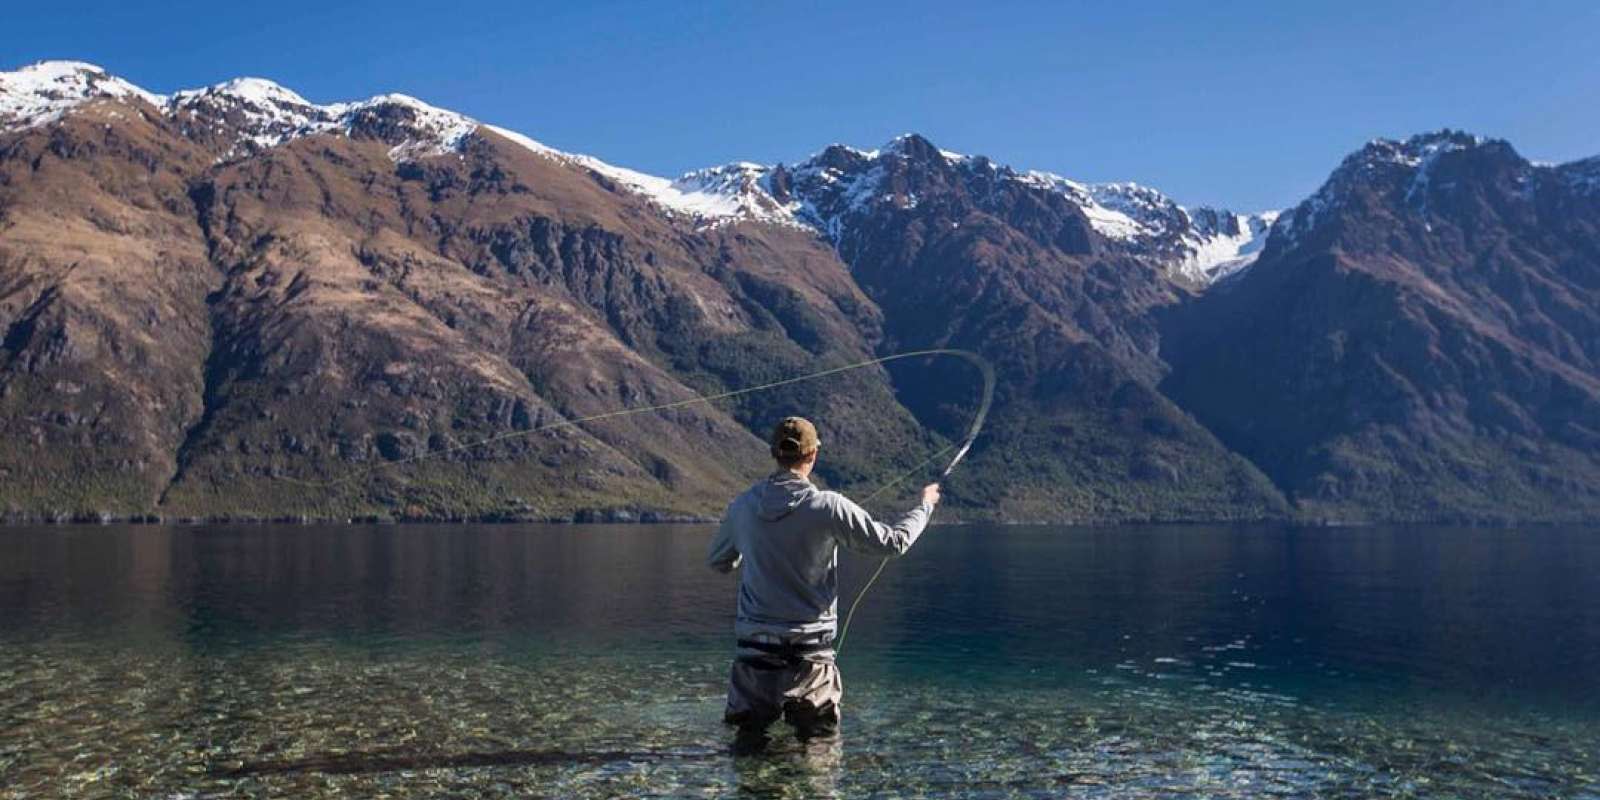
878;132;970;164
1402;136;1471;210
0;60;165;129
334;93;478;160
1274;131;1498;249
1177;210;1279;282
485;125;803;229
1;60;1297;273
1016;173;1148;240
1013;173;1278;281
169;76;333;155
2;62;482;163
174;77;313;112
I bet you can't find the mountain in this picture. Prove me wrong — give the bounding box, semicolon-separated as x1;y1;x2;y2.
1161;131;1600;522
739;133;1286;519
653;136;1278;285
1;61;1595;523
0;62;930;521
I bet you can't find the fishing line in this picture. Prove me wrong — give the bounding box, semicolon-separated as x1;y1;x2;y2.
836;350;994;655
279;348;992;494
277;346;995;655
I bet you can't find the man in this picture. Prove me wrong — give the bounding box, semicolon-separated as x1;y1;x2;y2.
707;416;941;746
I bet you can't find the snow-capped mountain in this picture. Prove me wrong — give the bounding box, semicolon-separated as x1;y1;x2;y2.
672;135;1279;283
483;125;798;224
10;63;1587;290
4;59;1599;524
170;80;478;162
0;61;1277;284
169;77;331;156
0;60;163;128
1265;130;1569;249
1162;126;1600;523
0;61;478;163
1015;176;1278;282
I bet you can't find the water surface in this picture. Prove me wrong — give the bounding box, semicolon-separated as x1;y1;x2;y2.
2;524;1597;797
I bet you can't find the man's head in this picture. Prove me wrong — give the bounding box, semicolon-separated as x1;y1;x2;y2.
770;416;820;470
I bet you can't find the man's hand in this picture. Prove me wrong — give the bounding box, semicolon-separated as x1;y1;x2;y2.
921;482;941;507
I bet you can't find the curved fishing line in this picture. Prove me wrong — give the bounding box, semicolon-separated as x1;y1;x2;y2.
832;443;956;657
837;350;995;656
274;345;996;656
277;348;986;490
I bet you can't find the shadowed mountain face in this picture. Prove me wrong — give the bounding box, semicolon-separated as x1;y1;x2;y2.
1161;132;1600;522
765;135;1286;521
0;64;1595;523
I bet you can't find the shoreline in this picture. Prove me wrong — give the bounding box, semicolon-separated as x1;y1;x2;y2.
2;511;1595;527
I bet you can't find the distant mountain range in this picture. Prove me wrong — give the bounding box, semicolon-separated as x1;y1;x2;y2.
1;60;1595;523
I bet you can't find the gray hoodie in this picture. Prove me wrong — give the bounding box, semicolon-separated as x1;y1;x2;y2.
707;471;935;641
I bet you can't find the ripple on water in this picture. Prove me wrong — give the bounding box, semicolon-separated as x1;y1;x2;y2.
1;640;1597;798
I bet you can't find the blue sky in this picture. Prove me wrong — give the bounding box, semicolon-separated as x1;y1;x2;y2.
4;1;1596;211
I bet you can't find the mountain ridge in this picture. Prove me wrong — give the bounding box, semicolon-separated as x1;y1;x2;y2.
1;59;1596;524
1162;129;1600;522
1;61;1280;285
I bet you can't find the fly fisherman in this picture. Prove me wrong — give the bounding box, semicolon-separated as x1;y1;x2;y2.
707;416;941;748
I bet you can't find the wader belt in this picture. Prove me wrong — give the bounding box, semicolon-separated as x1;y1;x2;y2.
735;637;834;669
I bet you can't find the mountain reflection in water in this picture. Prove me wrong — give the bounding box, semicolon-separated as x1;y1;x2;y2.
1;524;1597;798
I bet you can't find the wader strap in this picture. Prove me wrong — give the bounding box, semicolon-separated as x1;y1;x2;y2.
735;637;834;669
736;637;834;656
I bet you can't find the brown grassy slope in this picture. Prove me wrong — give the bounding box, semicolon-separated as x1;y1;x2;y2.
0;103;954;520
447;131;938;497
159;130;778;519
0;98;218;515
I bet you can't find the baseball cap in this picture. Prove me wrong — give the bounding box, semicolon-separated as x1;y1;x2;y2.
770;416;821;459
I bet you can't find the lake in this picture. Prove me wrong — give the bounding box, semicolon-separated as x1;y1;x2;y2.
2;524;1597;798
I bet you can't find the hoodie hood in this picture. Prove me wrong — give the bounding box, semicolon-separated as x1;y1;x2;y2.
757;472;815;521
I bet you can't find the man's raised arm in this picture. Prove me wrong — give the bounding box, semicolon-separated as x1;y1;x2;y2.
826;483;941;557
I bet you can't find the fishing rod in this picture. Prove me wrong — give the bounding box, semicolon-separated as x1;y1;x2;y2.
835;349;994;655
